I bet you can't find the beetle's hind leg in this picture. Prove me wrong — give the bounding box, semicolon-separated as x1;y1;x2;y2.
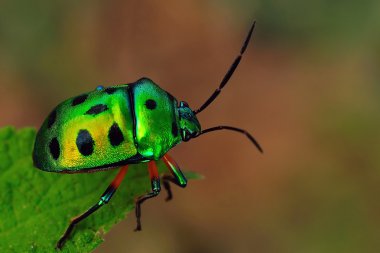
161;154;187;201
56;165;128;249
134;161;161;231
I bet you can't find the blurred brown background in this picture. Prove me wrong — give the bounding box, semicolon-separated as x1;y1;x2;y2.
1;0;380;252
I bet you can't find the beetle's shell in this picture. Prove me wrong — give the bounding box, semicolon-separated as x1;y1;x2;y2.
33;78;181;173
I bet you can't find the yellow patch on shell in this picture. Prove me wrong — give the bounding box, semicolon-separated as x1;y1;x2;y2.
60;102;137;169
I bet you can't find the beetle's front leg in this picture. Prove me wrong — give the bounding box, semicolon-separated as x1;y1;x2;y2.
161;154;187;201
134;161;161;231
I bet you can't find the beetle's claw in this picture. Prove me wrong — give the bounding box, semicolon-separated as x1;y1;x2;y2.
134;225;142;231
56;240;64;250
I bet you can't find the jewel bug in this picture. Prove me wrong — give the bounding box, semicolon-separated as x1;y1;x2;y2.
32;21;262;249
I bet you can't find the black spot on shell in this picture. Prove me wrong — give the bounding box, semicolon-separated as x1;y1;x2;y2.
105;87;117;94
47;109;57;128
72;94;88;106
145;99;157;110
76;129;94;156
85;104;109;115
108;123;124;147
49;137;60;160
172;122;178;137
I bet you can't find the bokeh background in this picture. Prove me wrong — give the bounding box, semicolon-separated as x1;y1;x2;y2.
1;0;380;252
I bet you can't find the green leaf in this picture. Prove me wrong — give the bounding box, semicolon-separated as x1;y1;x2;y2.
0;127;202;252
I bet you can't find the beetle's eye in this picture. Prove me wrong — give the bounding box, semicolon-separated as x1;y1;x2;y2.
180;101;189;108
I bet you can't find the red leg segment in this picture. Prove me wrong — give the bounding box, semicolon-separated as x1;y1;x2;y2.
134;161;161;231
161;154;187;201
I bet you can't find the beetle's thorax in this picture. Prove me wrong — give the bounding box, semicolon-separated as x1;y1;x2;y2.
177;101;201;142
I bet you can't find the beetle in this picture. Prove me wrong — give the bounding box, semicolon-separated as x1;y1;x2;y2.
32;21;262;249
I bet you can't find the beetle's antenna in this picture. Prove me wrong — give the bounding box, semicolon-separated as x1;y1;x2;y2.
193;21;256;115
196;125;263;153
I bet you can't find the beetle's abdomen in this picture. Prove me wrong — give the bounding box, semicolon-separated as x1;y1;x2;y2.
33;85;140;173
131;78;182;159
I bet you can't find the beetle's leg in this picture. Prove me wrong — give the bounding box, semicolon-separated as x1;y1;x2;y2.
134;161;161;231
56;165;128;249
161;154;187;201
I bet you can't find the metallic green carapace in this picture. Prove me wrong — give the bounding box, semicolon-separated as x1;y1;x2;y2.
34;21;262;250
33;78;200;173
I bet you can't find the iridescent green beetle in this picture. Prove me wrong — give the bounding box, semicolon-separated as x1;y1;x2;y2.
33;21;262;249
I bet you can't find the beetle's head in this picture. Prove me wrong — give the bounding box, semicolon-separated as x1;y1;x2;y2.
178;101;201;142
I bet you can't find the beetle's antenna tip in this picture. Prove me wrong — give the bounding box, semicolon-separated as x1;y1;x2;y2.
193;21;256;115
196;125;263;154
